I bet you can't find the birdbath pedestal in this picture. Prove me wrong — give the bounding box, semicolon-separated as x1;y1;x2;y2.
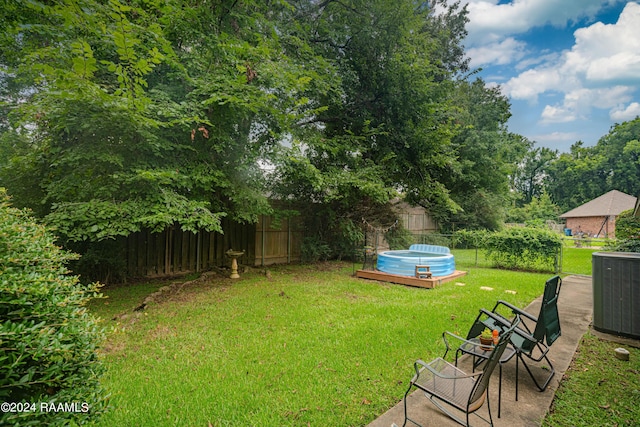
226;250;245;279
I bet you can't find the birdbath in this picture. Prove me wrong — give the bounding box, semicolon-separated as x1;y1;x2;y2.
226;249;245;279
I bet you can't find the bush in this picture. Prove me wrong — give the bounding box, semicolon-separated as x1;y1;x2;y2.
615;209;640;240
414;233;452;247
452;229;489;249
385;226;414;250
609;209;640;252
483;227;561;272
0;189;106;426
300;236;332;263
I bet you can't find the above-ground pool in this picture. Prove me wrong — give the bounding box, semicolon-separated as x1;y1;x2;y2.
376;244;455;277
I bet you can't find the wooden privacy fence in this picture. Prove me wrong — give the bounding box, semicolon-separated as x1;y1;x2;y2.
124;215;304;277
255;214;304;266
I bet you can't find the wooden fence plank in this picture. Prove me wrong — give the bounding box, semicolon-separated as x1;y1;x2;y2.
123;218;297;278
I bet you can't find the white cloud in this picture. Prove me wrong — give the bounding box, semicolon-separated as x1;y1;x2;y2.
501;68;566;103
498;2;640;124
539;86;633;124
514;51;560;71
449;1;640;145
463;0;626;46
610;102;640;121
563;4;640;85
540;105;576;123
531;131;580;143
466;37;526;67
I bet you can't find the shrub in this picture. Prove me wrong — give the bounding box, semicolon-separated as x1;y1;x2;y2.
483;227;561;272
608;209;640;253
415;233;452;247
0;189;106;426
332;218;365;260
615;209;640;240
452;229;489;249
385;226;414;250
300;236;332;263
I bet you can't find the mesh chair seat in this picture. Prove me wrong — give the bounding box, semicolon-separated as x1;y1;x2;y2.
412;358;486;413
403;315;521;427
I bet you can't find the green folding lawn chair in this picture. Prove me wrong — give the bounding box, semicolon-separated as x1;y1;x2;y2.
466;275;562;399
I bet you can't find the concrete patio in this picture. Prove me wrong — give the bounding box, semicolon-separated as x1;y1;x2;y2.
367;274;595;427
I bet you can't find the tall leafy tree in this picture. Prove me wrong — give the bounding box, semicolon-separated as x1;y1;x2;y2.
0;0;322;243
544;118;640;213
444;79;527;229
511;145;558;206
544;141;606;212
274;1;475;228
595;118;640;197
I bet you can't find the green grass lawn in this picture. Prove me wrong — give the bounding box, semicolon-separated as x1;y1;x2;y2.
560;247;597;276
543;333;640;427
91;247;635;426
91;263;551;426
453;246;596;276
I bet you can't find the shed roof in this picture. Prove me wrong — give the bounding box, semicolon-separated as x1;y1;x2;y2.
560;190;637;218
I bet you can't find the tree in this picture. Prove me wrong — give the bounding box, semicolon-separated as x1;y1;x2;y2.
2;0;523;272
544;118;640;213
544;141;606;212
505;191;562;225
596;118;640;196
0;0;322;241
444;80;527;230
274;1;487;238
512;145;558;206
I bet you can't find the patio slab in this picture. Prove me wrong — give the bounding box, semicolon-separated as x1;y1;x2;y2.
367;274;594;427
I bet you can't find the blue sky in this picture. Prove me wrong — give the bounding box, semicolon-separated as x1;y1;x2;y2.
446;1;640;152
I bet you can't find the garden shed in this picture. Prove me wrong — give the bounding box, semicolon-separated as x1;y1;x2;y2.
560;190;637;238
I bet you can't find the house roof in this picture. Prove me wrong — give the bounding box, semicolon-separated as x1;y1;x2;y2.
560;190;637;218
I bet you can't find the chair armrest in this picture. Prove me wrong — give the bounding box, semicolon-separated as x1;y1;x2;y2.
492;300;538;323
413;358;482;382
477;309;539;348
478;308;511;330
442;330;494;356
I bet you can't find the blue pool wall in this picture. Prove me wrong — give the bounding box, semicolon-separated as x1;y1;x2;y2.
376;244;455;277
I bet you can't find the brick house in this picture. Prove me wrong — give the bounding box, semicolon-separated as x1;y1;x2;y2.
559;190;637;238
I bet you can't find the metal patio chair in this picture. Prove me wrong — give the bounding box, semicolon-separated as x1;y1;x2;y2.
443;315;517;418
402;315;521;427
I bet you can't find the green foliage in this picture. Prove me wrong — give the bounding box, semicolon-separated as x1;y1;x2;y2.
332;218;365;260
614;209;640;241
609;209;640;252
542;118;640;213
0;189;106;426
452;229;489;249
385;226;414;250
415;233;453;247
66;239;128;284
544;141;606;213
506;192;562;224
483;227;562;272
445;83;526;230
511;146;558;206
300;236;331;263
1;0;316;246
611;239;640;253
274;0;515;234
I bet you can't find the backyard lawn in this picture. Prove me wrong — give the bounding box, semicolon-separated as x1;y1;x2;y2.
90;258;551;426
89;247;639;426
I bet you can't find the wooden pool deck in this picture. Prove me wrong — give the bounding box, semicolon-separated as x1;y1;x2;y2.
355;269;467;289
